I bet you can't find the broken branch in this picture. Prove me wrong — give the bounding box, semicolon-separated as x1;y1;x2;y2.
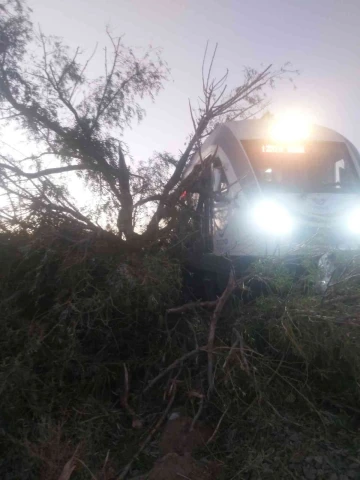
120;364;143;429
167;300;217;314
207;269;237;394
143;348;203;394
117;378;178;480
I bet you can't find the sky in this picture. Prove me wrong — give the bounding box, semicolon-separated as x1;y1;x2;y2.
26;0;360;163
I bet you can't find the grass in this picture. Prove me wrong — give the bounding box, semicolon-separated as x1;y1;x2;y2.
0;227;360;479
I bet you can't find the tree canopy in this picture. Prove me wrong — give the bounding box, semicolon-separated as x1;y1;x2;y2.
0;0;295;249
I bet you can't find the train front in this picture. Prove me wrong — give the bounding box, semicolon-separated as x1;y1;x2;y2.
217;118;360;258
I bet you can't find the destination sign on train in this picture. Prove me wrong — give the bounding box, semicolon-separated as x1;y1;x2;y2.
261;144;305;154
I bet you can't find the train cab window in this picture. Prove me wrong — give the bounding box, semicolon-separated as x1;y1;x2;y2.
213;164;229;202
242;140;360;193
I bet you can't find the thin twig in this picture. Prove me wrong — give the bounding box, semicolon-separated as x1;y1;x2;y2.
237;330;250;375
101;450;110;477
167;300;217;315
222;328;240;369
76;459;98;480
116;381;178;480
120;364;143;429
322;293;360;305
267;364;325;426
57;445;80;480
207;269;237;394
206;407;228;444
143;348;202;394
190;396;205;431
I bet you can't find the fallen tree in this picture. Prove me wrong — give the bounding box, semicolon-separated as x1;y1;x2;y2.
0;0;295;249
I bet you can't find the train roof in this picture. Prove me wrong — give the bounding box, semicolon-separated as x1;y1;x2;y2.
224;118;346;143
184;118;358;178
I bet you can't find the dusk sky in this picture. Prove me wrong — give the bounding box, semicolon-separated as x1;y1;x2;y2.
29;0;360;161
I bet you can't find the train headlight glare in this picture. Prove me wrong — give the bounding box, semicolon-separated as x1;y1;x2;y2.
252;200;293;235
347;207;360;234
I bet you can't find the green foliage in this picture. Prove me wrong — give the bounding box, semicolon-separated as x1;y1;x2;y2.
205;257;360;478
0;225;181;479
1;233;360;479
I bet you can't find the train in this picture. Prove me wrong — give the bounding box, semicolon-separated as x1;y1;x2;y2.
182;116;360;291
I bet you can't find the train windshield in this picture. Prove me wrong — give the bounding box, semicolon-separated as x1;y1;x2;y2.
242;140;360;193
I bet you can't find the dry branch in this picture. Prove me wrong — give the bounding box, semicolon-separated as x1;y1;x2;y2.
190;395;205;432
206;407;228;445
167;300;217;314
120;364;143;429
116;379;178;480
143;348;202;394
57;446;80;480
235;328;250;375
222;328;240;369
207;269;237;394
152;269;246;397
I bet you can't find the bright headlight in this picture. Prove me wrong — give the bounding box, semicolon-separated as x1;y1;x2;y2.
251;200;293;235
347;207;360;234
270;113;312;143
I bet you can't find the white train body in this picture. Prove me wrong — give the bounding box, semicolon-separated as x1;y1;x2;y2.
184;118;360;258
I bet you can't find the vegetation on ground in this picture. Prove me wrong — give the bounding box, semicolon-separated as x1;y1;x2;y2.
0;225;359;479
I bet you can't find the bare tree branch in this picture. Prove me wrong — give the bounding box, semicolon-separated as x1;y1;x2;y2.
0;162;90;179
116;142;135;238
207;269;237;394
0;4;295;242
